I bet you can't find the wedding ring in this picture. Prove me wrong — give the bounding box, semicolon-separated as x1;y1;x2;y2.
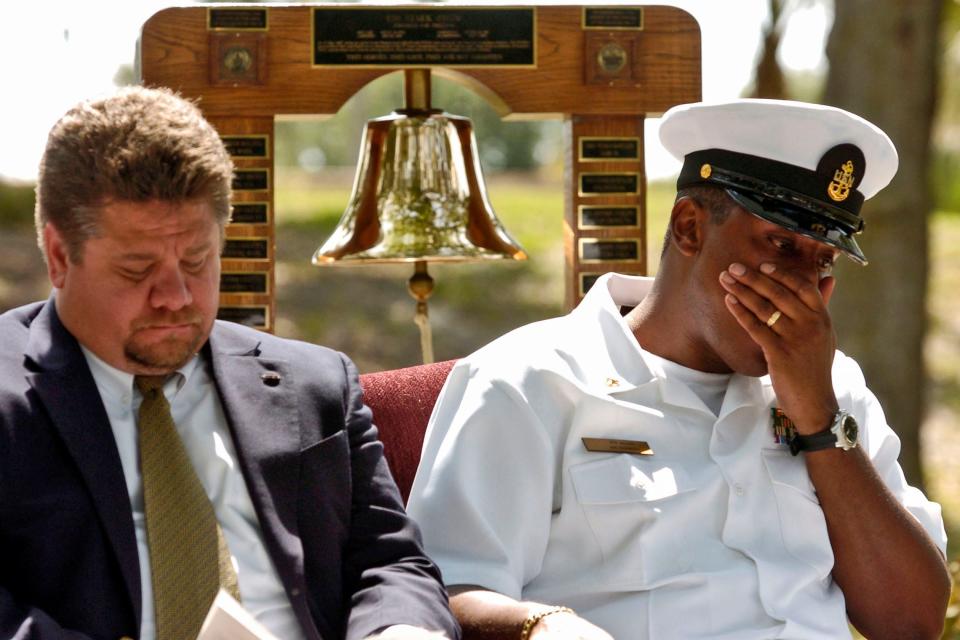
766;310;782;327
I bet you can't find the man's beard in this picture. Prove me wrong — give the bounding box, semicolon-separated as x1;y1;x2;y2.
124;311;207;372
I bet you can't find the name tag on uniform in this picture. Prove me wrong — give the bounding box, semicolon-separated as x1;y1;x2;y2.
582;437;653;455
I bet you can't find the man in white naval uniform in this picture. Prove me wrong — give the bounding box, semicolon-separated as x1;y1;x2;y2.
406;100;950;640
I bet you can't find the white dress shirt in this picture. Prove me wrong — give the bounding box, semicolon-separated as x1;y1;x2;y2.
82;347;306;640
407;272;947;639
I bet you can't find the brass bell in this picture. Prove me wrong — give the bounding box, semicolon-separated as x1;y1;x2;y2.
312;72;526;264
313;69;527;364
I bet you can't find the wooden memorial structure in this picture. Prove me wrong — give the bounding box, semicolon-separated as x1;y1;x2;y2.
139;4;701;331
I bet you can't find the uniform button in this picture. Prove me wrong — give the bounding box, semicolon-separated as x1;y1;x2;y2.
734;483;745;496
119;636;135;640
290;587;301;597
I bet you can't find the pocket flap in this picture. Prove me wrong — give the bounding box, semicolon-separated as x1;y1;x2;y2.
761;448;817;501
571;454;694;504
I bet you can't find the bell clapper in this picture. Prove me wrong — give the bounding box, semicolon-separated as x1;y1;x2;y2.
408;260;435;364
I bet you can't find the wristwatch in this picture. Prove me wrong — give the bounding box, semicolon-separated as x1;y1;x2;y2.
788;410;859;456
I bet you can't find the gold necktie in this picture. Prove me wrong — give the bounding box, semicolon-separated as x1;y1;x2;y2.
136;375;241;640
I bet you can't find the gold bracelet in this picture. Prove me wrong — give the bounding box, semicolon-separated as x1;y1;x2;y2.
519;606;575;640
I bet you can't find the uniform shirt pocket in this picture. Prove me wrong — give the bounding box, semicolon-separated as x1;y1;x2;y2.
761;449;834;575
569;454;697;587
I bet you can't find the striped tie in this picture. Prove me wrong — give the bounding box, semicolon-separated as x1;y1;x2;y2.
136;375;241;640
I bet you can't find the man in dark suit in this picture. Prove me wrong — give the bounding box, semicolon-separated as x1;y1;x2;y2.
0;86;459;640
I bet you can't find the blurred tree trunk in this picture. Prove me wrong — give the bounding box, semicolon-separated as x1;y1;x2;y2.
822;0;943;489
750;0;788;98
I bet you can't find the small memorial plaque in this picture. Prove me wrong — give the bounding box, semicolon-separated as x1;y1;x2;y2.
580;272;605;296
222;135;270;159
231;202;270;225
579;206;639;229
579;137;640;161
208;8;268;31
579;271;643;296
232;169;270;192
579;238;640;262
583;7;644;30
579;172;640;195
222;238;270;260
217;305;269;329
220;272;269;294
313;7;535;67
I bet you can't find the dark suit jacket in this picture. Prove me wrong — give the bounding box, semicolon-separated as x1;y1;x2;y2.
0;298;460;640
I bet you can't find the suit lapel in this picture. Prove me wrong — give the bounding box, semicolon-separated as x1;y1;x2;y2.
207;324;311;620
24;299;141;624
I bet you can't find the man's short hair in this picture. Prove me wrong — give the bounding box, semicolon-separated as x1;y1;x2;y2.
661;184;737;253
34;86;234;263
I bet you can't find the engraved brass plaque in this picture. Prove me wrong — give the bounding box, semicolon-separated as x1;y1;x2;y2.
217;305;270;329
312;7;536;67
583;7;644;30
220;272;270;294
222;135;270;159
579;271;643;296
579;172;640;196
231;202;270;225
580;137;640;161
578;206;639;229
222;238;270;261
579;238;641;262
232;169;270;192
208;8;268;31
580;272;605;296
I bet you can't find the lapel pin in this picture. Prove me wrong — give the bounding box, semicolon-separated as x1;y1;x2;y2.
261;371;282;387
605;377;620;388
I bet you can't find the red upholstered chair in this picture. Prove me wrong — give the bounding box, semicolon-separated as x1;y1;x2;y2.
359;359;457;504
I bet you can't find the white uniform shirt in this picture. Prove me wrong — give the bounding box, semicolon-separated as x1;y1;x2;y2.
407;273;946;639
82;348;306;640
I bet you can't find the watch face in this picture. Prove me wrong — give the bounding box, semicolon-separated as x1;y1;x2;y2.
842;414;859;444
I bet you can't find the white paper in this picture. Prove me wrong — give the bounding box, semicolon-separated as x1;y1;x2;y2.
197;590;280;640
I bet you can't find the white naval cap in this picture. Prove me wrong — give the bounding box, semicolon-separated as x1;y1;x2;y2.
658;99;899;264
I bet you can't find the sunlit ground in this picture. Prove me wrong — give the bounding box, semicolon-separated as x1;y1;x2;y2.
1;170;958;634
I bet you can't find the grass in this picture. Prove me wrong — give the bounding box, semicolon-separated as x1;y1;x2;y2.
272;168;675;370
2;170;959;635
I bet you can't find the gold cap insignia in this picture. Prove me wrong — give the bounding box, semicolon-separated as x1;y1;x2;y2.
700;163;712;179
827;160;855;202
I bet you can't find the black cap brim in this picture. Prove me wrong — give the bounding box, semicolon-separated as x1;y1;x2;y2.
725;189;867;265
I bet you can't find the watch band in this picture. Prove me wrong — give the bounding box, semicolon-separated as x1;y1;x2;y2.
789;428;836;456
788;410;859;456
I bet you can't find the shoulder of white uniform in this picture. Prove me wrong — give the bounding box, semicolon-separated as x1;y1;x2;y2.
831;349;867;389
453;314;575;382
